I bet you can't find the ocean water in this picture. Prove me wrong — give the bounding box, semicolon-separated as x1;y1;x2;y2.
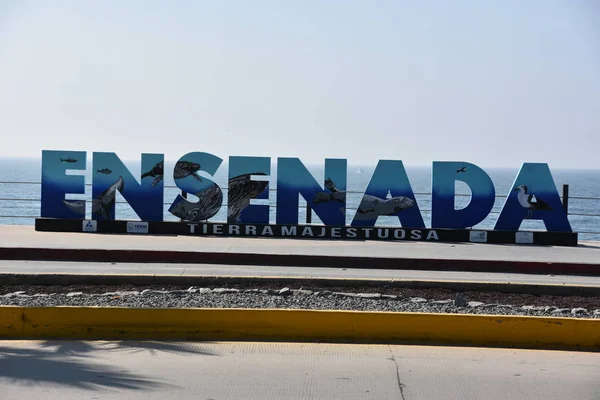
1;157;599;240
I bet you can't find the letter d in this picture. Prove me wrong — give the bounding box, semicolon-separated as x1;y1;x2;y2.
431;161;495;229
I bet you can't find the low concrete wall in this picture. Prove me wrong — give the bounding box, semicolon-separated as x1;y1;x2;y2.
1;306;598;351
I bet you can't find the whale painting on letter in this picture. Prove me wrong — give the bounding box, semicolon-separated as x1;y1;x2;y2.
351;160;425;228
92;152;164;221
168;152;224;223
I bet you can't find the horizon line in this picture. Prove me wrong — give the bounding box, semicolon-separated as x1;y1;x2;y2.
0;156;598;172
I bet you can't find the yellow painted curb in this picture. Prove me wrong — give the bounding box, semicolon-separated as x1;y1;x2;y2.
1;306;599;351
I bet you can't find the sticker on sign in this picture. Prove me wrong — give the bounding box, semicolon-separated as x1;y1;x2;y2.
469;230;487;243
82;220;97;232
515;231;534;244
127;221;149;234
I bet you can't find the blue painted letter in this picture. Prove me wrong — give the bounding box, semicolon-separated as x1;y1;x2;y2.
495;163;571;232
92;152;164;221
351;160;425;228
431;161;495;229
228;156;271;224
276;158;347;225
41;150;87;219
168;152;223;222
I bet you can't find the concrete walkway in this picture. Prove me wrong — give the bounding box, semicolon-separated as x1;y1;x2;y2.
2;225;599;262
1;226;599;275
0;341;598;400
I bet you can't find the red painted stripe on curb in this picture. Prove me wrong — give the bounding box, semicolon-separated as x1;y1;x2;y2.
1;247;600;276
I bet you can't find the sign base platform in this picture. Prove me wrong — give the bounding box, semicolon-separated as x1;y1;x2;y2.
34;218;579;247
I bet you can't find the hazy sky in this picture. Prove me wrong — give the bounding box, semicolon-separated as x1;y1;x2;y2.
1;1;598;168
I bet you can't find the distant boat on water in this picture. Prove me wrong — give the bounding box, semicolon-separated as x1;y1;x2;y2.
356;168;364;174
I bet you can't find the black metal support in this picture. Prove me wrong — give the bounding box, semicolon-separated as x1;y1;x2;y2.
562;184;569;214
306;205;312;224
34;218;580;247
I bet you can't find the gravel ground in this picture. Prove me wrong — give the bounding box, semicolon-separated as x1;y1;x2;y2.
1;285;599;319
2;283;600;308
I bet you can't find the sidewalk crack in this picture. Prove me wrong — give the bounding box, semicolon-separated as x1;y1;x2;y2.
387;345;406;400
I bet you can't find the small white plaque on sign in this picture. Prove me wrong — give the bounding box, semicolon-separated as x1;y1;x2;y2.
515;231;534;244
469;230;487;243
82;220;97;232
127;221;149;234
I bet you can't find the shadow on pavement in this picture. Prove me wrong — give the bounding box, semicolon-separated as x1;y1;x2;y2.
0;340;217;390
37;340;219;357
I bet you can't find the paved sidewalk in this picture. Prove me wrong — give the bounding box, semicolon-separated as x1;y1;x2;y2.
1;225;599;263
1;226;599;275
0;341;598;400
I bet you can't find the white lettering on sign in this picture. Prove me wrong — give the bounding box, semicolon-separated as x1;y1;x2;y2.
377;228;389;239
261;226;274;236
281;226;297;236
469;230;487;243
515;231;534;244
301;227;314;237
393;229;406;239
183;223;442;241
410;230;422;240
126;221;149;234
82;220;97;232
426;230;439;240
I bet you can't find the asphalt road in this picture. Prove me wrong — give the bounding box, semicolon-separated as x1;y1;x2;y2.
2;260;600;287
0;341;598;400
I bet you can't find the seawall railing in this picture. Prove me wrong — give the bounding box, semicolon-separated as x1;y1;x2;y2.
1;181;599;238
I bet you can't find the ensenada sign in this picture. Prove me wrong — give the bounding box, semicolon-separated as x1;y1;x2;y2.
35;150;577;246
